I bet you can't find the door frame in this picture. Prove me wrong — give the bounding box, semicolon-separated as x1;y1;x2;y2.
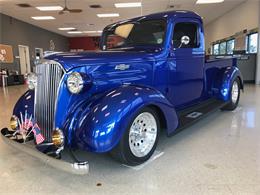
18;45;31;75
167;18;205;109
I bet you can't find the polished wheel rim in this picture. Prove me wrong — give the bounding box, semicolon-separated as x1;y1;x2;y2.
129;112;157;158
231;81;239;104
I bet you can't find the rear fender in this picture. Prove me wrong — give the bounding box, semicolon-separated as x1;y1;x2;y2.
216;66;243;101
67;85;178;152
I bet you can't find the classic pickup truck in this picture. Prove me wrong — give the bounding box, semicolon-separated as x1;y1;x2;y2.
1;10;243;174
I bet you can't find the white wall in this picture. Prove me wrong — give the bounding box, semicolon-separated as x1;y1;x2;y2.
257;1;260;84
204;0;259;51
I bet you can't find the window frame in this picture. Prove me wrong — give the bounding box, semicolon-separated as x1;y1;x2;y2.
102;19;167;50
213;43;220;55
226;39;235;55
172;22;201;49
219;41;227;55
246;32;258;54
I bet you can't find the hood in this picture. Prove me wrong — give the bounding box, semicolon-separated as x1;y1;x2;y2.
45;48;164;72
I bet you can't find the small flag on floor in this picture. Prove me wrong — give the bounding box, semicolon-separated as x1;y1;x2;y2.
32;123;45;145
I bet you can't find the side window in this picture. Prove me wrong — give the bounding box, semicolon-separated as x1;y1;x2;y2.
172;22;199;48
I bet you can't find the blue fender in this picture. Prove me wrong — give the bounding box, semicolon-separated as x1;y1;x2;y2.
218;66;243;101
13;90;35;118
67;85;179;153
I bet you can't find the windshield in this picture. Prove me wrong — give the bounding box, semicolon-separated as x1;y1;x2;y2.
103;19;166;50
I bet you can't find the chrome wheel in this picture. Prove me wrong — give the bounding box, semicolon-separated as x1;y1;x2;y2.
231;81;239;104
129;112;158;158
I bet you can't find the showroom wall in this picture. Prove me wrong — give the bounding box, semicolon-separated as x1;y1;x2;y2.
205;0;259;50
69;37;100;51
0;13;69;72
0;14;2;43
257;2;260;85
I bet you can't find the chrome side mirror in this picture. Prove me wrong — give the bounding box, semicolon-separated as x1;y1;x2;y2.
179;36;190;48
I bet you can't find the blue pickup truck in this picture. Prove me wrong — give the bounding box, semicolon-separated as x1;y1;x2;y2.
1;10;243;174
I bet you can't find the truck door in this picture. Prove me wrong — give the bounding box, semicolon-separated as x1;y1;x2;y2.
167;18;205;109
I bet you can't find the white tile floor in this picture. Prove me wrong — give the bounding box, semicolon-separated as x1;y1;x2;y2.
0;84;260;195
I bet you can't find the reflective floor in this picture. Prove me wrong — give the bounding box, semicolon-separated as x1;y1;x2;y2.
0;85;260;195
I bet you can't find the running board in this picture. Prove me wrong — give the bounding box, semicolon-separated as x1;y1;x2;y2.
172;99;227;135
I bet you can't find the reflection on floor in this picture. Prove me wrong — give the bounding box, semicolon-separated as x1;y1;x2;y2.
0;84;260;195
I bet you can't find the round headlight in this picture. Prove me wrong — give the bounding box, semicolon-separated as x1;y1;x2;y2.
10;115;19;131
67;72;84;94
27;73;37;90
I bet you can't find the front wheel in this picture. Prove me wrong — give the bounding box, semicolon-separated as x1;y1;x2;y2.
110;107;160;166
221;78;241;111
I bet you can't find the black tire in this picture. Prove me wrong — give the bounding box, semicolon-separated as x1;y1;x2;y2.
110;107;160;166
221;78;241;111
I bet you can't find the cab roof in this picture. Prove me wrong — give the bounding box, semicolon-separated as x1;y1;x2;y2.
143;10;202;20
105;10;202;29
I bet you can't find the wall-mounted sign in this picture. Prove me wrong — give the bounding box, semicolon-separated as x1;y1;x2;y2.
0;44;14;63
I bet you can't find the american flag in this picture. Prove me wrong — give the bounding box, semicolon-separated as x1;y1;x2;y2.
24;117;33;130
32;123;45;145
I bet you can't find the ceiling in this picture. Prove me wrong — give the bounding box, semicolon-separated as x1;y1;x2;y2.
0;0;247;37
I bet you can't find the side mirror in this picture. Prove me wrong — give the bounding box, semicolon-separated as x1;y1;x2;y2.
181;36;190;46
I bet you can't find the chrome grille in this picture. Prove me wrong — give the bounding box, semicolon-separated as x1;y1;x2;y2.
35;62;64;142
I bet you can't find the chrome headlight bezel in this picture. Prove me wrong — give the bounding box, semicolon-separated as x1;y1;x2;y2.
66;72;84;94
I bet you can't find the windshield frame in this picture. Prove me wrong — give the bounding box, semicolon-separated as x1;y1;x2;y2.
101;19;168;51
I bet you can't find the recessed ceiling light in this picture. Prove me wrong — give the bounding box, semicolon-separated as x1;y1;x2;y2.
97;13;119;18
36;6;63;11
67;31;83;34
196;0;224;4
58;27;76;31
83;31;103;33
115;2;142;8
31;16;56;20
83;31;97;33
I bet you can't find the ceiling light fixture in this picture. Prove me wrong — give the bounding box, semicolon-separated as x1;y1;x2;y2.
31;16;56;20
58;27;76;31
67;31;83;34
36;6;63;11
97;13;119;18
115;2;142;8
196;0;224;4
83;31;103;33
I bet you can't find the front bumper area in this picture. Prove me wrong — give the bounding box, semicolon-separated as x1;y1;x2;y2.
1;128;89;175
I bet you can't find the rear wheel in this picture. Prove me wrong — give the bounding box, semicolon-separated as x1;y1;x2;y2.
110;107;160;166
221;78;241;111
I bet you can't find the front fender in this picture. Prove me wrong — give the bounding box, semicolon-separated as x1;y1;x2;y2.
13;90;35;118
68;85;178;153
218;66;243;101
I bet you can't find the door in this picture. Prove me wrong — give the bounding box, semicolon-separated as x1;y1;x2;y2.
167;19;205;109
18;45;31;75
35;48;43;60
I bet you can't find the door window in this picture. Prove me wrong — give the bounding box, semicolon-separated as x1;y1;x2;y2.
173;22;199;48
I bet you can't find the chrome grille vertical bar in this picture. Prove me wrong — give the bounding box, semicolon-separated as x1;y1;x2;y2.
34;61;64;142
